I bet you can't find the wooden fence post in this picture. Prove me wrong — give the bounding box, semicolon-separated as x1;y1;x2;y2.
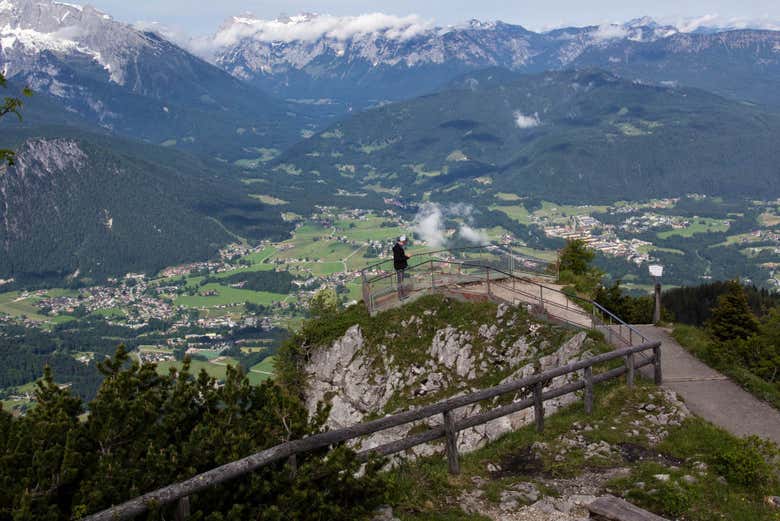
443;410;460;475
287;454;298;479
626;353;635;388
653;345;663;385
533;382;544;432
584;366;594;415
175;496;190;521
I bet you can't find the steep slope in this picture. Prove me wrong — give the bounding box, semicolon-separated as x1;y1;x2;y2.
210;14;780;109
272;69;780;203
569;29;780;108
280;295;599;455
0;130;292;283
0;0;303;159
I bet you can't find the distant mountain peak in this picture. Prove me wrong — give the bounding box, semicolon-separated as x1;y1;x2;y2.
0;0;155;84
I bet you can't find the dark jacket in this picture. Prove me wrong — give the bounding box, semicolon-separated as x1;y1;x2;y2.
393;242;408;270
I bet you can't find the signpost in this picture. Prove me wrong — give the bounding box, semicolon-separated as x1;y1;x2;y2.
649;264;664;324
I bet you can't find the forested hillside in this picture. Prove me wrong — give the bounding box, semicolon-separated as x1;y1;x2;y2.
0;130;293;283
274;69;780;204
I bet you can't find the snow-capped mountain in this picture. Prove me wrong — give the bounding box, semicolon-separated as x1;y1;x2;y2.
208;13;780;107
1;0;170;90
0;0;300;156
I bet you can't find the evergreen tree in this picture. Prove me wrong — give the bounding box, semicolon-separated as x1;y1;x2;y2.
707;280;759;342
559;239;595;276
0;347;386;520
557;239;602;295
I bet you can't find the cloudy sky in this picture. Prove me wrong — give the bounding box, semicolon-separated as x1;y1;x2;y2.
86;0;780;35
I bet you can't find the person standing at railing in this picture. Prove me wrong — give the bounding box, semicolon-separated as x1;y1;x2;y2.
393;235;412;300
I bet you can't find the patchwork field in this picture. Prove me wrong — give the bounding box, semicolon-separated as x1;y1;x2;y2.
175;284;287;308
657;218;730;239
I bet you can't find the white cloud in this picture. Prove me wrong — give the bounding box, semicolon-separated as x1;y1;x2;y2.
458;225;489;245
591;23;630;41
412;202;489;248
210;12;432;50
412;202;445;248
514;111;540;129
664;14;780;33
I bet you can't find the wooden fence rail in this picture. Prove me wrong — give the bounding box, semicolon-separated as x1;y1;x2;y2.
81;341;662;521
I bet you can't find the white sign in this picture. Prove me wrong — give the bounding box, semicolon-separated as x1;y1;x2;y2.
648;264;664;277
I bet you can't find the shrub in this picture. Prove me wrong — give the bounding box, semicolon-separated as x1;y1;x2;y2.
713;436;778;490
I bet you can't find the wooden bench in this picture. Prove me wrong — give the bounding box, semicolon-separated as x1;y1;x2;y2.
588;495;669;521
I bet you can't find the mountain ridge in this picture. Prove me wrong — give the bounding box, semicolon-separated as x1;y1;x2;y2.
0;127;293;282
0;0;306;158
272;68;780;204
202;13;780;108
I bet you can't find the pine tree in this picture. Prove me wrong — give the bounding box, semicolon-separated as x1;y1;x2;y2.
0;346;386;520
707;280;759;342
559;239;595;276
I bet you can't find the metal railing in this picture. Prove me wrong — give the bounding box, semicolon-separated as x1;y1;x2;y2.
361;243;555;284
363;257;649;348
82;341;663;521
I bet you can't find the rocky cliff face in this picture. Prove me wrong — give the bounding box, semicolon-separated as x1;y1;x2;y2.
300;297;599;457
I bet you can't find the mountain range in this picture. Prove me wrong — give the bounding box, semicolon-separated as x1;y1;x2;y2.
0;0;308;159
1;0;780;281
205;13;780;108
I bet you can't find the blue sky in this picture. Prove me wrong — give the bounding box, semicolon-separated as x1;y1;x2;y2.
87;0;780;35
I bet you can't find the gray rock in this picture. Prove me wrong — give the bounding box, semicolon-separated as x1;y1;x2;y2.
654;474;670;482
372;506;400;521
681;475;698;484
509;482;540;502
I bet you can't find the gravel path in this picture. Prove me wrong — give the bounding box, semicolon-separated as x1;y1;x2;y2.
636;325;780;444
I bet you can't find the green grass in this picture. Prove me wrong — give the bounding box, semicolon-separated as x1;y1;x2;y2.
386;383;779;521
495;192;522;202
657;218;730;239
249;194;288;205
90;307;127;319
244;246;277;264
759;212;780;227
174;283;286;308
250;356;275;376
0;291;50;321
490;204;531;224
153;353;274;386
672;324;780;410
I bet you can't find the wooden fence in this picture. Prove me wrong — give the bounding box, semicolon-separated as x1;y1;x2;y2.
82;341;662;521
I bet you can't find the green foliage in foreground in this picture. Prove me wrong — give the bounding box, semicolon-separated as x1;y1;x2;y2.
0;347;386;520
707;280;760;342
673;323;780;410
0;71;32;166
386;383;779;521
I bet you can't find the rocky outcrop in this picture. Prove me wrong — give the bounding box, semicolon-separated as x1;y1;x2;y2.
303;301;594;457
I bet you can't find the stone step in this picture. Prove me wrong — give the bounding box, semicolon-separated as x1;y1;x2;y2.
588;495;668;521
